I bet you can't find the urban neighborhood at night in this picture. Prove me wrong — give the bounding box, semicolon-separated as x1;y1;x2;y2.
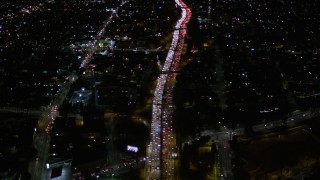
1;0;320;179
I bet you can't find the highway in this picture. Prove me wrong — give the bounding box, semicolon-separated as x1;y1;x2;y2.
146;0;191;179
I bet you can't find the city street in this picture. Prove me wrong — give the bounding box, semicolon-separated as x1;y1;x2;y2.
27;1;128;179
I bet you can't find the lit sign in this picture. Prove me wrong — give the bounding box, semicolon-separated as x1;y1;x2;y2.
127;145;138;153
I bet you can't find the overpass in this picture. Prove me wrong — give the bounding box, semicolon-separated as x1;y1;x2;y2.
182;108;320;179
0;107;42;116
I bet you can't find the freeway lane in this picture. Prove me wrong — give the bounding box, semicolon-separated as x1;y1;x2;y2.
146;0;191;179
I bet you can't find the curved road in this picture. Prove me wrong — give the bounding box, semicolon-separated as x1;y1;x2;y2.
146;0;191;179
